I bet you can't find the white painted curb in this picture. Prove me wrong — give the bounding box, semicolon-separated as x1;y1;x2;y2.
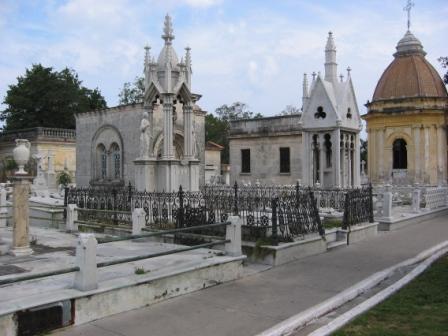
256;240;448;336
308;246;448;336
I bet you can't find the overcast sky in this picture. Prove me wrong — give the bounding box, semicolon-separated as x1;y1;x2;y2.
0;0;447;122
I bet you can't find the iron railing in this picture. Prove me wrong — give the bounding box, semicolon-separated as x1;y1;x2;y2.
65;182;374;242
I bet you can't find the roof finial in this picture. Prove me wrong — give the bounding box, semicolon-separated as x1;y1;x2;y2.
162;14;175;44
185;46;192;68
347;66;352;76
404;0;415;31
339;74;344;82
144;45;151;64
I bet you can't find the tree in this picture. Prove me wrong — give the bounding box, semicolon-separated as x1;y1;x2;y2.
279;105;301;115
215;102;262;121
206;102;262;163
438;57;448;85
1;64;106;130
118;76;145;105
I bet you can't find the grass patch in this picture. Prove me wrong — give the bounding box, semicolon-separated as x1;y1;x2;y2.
134;267;148;275
333;254;448;336
323;218;342;229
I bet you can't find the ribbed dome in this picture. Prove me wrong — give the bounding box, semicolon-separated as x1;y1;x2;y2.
372;31;447;101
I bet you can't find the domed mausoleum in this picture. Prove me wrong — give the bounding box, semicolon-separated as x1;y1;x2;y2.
363;26;448;185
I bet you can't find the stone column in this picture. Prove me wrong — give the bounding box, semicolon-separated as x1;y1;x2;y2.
423;125;430;183
333;128;341;187
437;125;444;185
162;95;174;159
353;133;361;187
378;128;385;181
319;134;325;186
183;102;194;160
348;136;353;187
301;132;309;186
147;103;155;158
413;125;420;183
9;177;33;256
340;134;345;187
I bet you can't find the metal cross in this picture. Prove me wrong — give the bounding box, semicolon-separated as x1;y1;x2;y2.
404;0;415;30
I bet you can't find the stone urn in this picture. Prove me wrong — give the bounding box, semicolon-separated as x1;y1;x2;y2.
13;139;31;175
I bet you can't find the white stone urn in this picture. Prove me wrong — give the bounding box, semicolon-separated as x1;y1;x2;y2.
13;139;31;175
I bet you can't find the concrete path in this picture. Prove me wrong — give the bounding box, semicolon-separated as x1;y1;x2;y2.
53;216;448;336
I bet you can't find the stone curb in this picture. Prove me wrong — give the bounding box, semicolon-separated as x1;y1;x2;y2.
255;240;448;336
308;245;448;336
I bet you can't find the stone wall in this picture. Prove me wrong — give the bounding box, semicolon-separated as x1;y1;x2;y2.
229;115;303;185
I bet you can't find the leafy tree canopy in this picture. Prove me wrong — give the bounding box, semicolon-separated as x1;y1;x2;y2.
438;57;448;85
118;76;145;105
1;64;106;131
279;104;301;115
215;102;263;121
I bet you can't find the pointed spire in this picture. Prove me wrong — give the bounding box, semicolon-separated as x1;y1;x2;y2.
162;14;175;45
324;31;338;83
185;46;192;68
144;45;151;65
302;73;309;98
325;31;336;52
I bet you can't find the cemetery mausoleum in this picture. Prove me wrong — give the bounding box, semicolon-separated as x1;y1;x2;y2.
75;15;206;191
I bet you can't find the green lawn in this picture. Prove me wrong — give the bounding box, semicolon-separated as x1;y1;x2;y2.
333;254;448;336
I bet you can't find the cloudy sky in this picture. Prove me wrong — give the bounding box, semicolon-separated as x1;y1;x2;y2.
0;0;447;121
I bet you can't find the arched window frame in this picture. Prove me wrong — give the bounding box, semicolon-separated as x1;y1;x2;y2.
392;138;407;169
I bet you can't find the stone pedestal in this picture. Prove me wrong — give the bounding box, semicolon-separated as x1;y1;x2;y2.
134;159;156;192
9;177;33;256
188;161;200;191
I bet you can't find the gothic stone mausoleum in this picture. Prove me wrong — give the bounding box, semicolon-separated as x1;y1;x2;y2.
229;33;362;188
76;15;206;191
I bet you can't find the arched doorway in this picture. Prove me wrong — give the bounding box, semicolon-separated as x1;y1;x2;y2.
393;138;407;169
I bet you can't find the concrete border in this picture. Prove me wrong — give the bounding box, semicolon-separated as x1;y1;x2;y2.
256;240;448;336
378;207;448;231
308;245;448;336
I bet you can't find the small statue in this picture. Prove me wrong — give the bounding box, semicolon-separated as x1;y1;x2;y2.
139;111;151;159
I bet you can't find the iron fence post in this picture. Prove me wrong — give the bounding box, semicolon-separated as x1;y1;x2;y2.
368;183;374;223
295;181;300;206
112;188;117;225
233;181;239;216
63;187;69;219
178;185;184;228
128;181;133;210
271;197;278;246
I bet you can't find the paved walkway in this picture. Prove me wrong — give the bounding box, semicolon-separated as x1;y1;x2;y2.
53;216;448;336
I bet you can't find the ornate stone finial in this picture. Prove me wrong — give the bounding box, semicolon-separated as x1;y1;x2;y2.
185;46;192;68
325;31;336;51
303;73;309;98
162;14;175;44
404;0;415;31
312;71;317;81
347;66;352;76
339;74;344;82
144;45;151;64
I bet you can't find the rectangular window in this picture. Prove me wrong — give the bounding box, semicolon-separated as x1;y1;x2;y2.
241;149;251;173
280;147;290;173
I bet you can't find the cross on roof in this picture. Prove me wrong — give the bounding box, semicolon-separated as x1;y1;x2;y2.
404;0;415;31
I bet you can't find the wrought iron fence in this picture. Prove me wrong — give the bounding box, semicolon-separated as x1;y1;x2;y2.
65;182;373;243
342;184;374;230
